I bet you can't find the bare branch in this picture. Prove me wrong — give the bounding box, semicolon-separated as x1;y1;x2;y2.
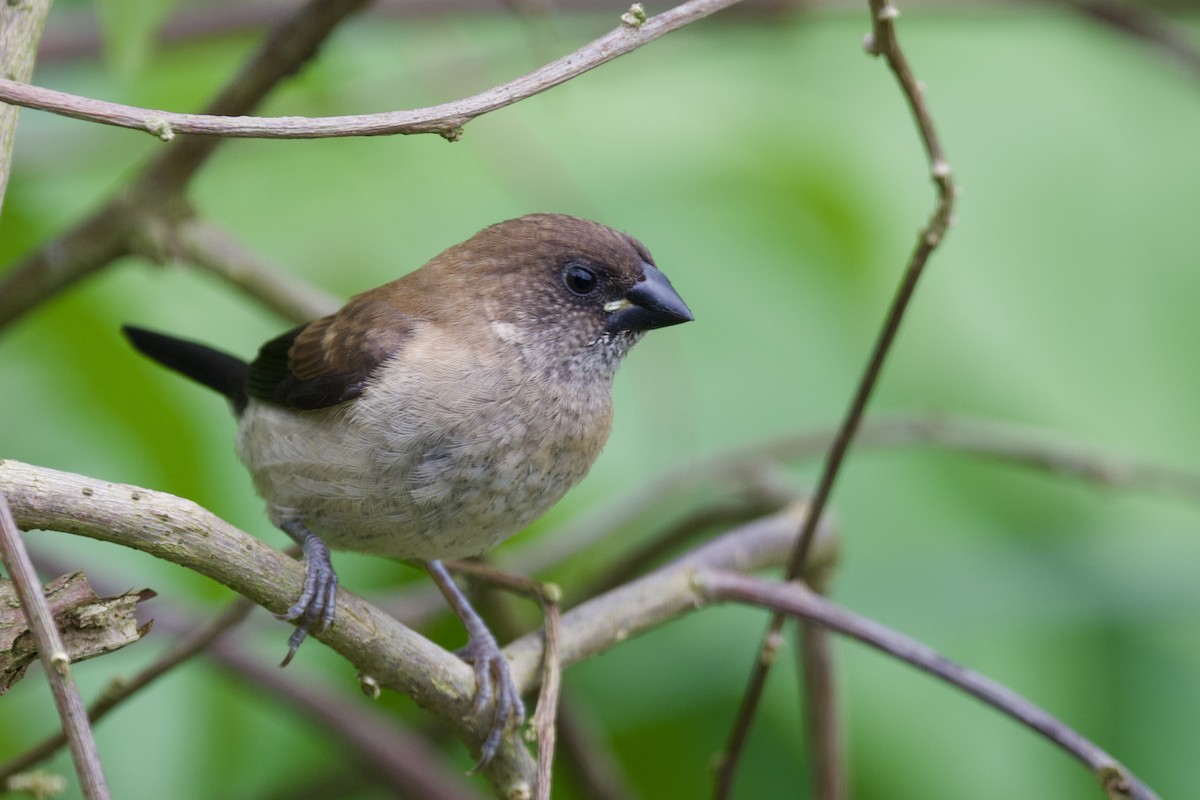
0;494;111;800
715;2;957;793
0;0;52;217
1;572;150;694
0;0;742;142
797;618;844;800
0;459;812;796
503;504;820;688
0;459;538;795
796;546;843;800
698;569;1162;800
792;0;956;620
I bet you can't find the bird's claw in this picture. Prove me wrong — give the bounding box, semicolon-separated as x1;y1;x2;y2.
277;531;338;667
461;632;525;772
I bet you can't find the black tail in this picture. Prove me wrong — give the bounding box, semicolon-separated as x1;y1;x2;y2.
123;326;249;414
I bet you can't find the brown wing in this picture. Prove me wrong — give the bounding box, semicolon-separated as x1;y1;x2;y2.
246;297;415;410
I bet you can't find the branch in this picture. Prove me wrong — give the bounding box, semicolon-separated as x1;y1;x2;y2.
697;569;1162;800
0;459;807;796
529;411;1200;602
795;547;843;800
2;572;488;800
716;1;957;793
0;0;742;142
531;600;562;800
0;459;537;796
503;504;814;688
0;0;52;217
0;494;111;800
1;572;150;694
791;0;956;616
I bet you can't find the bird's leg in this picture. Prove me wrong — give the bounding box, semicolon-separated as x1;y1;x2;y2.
276;517;339;667
424;559;524;770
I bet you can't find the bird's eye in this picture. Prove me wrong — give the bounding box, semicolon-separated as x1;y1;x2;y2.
562;264;598;296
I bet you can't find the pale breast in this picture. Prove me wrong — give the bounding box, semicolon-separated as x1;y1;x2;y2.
236;346;614;560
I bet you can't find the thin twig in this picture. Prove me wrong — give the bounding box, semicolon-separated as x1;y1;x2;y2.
697;569;1161;800
797;620;843;800
716;1;957;790
0;0;742;142
796;550;843;800
790;0;956;642
0;494;110;800
443;560;565;798
0;596;256;783
531;600;562;800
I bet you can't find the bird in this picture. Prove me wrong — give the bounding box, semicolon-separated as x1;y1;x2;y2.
123;213;693;767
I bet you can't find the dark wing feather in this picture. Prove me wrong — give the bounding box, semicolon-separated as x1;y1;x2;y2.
246;298;415;410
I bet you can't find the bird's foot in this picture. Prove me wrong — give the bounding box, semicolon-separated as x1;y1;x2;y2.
424;559;525;771
460;625;525;772
277;521;339;667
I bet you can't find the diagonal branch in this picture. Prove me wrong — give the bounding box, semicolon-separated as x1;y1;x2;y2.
0;494;111;800
0;458;537;795
698;569;1162;800
0;458;809;797
715;3;957;793
0;0;741;143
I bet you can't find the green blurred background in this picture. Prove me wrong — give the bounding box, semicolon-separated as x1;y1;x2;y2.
2;1;1199;798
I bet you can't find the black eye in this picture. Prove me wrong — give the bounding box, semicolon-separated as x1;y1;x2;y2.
562;264;598;296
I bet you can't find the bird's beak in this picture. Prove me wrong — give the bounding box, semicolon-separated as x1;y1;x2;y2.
604;264;694;334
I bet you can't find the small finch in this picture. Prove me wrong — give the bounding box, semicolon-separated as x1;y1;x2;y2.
124;213;692;765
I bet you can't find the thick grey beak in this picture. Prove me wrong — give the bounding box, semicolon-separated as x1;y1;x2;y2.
605;264;694;334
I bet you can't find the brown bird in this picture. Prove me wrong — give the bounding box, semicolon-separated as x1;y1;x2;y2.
123;213;692;766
